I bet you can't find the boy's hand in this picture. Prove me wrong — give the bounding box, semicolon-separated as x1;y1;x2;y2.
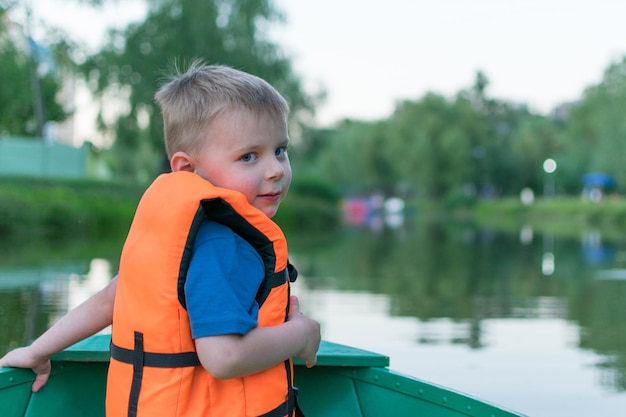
288;295;321;368
0;347;51;392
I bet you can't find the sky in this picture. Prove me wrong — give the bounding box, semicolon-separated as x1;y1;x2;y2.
18;0;626;127
271;0;626;124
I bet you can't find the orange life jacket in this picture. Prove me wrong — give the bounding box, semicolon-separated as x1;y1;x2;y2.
107;171;298;417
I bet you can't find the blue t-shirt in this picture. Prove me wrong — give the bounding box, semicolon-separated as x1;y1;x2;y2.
185;220;264;339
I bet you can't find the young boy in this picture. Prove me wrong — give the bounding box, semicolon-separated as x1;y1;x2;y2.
0;63;321;417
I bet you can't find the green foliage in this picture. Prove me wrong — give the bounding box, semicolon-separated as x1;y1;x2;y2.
309;118;404;196
289;175;341;204
0;177;143;238
0;176;339;237
298;72;564;202
0;6;68;136
441;190;478;210
274;194;340;231
560;57;626;190
387;93;476;199
274;175;341;230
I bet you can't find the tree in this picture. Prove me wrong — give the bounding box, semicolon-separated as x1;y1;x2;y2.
0;4;68;137
301;70;563;202
387;94;473;200
457;72;562;197
313;119;385;195
80;0;315;181
562;56;626;191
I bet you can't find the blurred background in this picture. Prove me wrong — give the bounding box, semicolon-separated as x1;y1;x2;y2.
2;1;626;416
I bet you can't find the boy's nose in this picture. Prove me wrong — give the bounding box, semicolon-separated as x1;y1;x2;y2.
265;158;285;180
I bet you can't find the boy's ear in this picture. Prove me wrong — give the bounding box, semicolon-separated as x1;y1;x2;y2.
170;152;195;173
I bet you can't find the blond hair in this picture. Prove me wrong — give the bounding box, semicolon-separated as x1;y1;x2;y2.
155;62;289;159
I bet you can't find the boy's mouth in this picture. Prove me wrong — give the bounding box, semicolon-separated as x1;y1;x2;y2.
259;191;281;200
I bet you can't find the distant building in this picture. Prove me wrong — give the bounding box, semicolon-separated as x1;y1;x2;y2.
0;136;89;179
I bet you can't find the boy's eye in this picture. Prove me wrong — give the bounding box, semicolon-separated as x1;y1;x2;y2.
241;153;256;162
275;147;287;157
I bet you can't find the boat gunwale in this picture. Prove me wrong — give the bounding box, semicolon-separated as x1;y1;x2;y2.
1;335;528;417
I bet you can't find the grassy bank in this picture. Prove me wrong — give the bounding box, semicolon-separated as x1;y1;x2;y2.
6;175;625;241
0;176;341;240
472;196;626;239
0;177;145;239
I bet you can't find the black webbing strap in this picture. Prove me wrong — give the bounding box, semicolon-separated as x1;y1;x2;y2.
111;342;201;368
113;339;303;417
288;263;298;282
111;332;202;417
256;269;288;307
127;332;143;417
256;262;298;307
285;360;295;415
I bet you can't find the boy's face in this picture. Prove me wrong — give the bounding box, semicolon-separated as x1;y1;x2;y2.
190;108;291;218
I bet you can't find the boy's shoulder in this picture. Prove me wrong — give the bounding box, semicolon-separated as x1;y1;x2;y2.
192;219;261;263
196;219;237;240
194;219;255;251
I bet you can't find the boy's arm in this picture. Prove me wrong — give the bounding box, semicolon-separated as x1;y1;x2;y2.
194;295;321;380
0;276;117;392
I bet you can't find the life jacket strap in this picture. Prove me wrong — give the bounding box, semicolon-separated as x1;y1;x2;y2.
128;332;143;417
112;332;202;417
287;263;298;282
110;338;201;368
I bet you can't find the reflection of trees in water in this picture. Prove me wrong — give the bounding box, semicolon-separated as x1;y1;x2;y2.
0;289;48;356
0;236;123;356
292;221;561;319
572;280;626;391
290;221;626;391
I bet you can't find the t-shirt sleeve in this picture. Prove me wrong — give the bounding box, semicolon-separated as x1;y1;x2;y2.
185;220;264;339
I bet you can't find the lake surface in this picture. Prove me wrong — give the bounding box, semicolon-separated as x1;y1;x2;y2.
1;220;626;417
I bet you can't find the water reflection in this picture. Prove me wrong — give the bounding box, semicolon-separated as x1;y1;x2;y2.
0;238;120;352
286;221;626;416
1;224;626;416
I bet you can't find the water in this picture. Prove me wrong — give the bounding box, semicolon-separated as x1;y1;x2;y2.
1;222;626;417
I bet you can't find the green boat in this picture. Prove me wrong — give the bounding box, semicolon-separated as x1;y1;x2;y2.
0;334;526;417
